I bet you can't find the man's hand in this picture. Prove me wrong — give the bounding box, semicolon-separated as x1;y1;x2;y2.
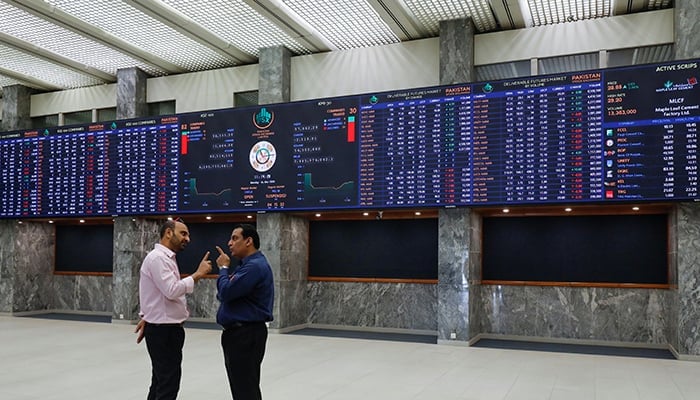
135;319;145;344
216;246;230;268
192;251;213;282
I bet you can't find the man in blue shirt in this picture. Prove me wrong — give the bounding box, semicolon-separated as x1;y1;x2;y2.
215;224;274;400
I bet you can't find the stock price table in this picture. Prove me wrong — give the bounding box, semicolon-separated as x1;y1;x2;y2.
1;59;699;218
0;118;179;217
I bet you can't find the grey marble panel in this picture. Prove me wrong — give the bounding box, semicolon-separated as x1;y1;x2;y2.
669;208;679;287
438;208;471;285
478;285;672;344
666;208;680;352
258;46;291;105
677;203;700;354
258;213;308;329
1;84;33;131
116;67;148;119
0;220;17;312
674;0;700;60
113;217;159;320
279;218;309;282
13;222;53;312
439;18;475;86
274;280;309;328
53;275;77;310
438;283;470;340
53;275;113;312
308;281;436;331
438;208;474;341
187;279;218;319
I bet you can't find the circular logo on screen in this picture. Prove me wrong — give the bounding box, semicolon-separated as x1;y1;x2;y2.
253;107;274;130
249;141;276;172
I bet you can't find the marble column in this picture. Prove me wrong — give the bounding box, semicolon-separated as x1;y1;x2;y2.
112;217;159;322
437;208;479;342
256;46;301;330
116;67;148;120
437;19;476;343
1;84;34;132
113;67;149;322
258;46;291;105
0;220;53;314
0;220;17;313
671;0;700;358
439;18;475;86
257;213;309;331
674;0;700;60
676;204;700;356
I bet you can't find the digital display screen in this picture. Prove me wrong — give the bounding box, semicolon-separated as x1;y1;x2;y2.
1;59;699;218
177;99;358;212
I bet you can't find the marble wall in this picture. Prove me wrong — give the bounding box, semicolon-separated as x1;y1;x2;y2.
53;275;112;312
258;46;291;106
470;210;680;348
437;208;477;341
116;67;148;120
8;221;54;313
0;84;33;132
259;213;309;330
0;220;16;313
476;285;672;344
676;203;700;355
308;281;437;332
439;18;475;85
0;208;698;357
112;217;159;320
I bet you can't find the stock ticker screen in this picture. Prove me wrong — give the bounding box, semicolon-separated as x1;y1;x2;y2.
0;59;699;218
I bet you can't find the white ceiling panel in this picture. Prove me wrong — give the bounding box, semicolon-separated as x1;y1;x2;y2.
44;0;236;71
0;43;104;90
161;0;312;56
401;0;498;35
281;0;400;50
0;0;676;98
0;2;165;79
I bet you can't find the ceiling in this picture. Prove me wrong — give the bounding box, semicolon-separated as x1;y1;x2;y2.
0;0;673;97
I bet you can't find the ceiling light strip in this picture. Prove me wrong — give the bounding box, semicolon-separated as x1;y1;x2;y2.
127;0;256;64
6;0;186;73
0;32;114;83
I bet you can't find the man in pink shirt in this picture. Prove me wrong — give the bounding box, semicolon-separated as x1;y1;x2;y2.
134;218;212;400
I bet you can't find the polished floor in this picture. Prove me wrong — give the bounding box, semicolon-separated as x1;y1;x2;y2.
2;315;700;400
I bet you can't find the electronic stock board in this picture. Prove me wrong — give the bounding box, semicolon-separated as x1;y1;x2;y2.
1;59;699;218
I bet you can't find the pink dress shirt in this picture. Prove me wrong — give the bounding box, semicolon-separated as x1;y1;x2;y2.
139;243;195;324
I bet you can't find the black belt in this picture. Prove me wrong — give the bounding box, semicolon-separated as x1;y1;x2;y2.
223;321;265;330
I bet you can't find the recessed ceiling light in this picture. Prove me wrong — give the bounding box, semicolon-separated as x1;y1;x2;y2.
315;213;321;217
415;211;421;216
79;219;85;223
632;206;640;211
246;215;253;219
280;0;399;50
205;216;212;220
362;212;369;216
564;208;572;212
502;208;510;213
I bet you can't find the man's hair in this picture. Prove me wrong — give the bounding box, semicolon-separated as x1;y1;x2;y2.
160;220;176;238
160;217;185;238
235;223;260;249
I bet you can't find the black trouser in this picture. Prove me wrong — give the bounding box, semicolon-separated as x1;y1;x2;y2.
144;323;185;400
221;322;268;400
